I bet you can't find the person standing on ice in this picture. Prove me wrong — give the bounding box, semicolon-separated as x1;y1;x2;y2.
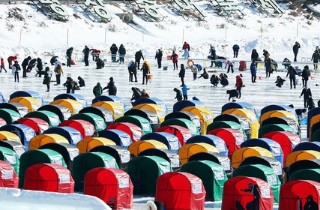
110;43;118;62
135;50;144;70
178;64;185;86
0;57;7;73
235;74;243;98
155;48;163;69
232;44;240;58
311;48;320;73
182;41;190;58
171;50;179;70
43;67;52;92
83;45;90;66
12;60;21;83
66;47;73;67
292;41;300;62
118;44;126;64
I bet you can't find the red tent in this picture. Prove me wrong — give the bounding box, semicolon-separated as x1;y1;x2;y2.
107;122;142;142
17;117;49;134
221;176;274;210
155;172;206;210
263;131;301;166
24;163;74;193
0;160;19;188
60;119;95;138
156;125;192;146
0;118;6;127
207;128;245;157
84;168;133;209
279;180;320;210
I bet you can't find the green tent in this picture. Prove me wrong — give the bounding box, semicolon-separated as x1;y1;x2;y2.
0;146;19;176
311;129;320;142
207;120;247;139
19;148;66;187
161;118;200;136
25;110;60;127
69;113;106;132
127;156;172;195
258;124;294;137
72;151;119;191
232;164;281;203
289;168;320;183
181;160;227;201
116;115;152;134
0;108;20;124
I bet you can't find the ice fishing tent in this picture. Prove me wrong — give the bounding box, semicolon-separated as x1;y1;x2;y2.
259;124;294;137
125;109;160;131
128;140;168;157
50;99;83;115
240;156;282;176
141;132;181;151
44;126;82;145
260;110;298;125
92;95;127;111
0;118;6;127
132;103;167;123
132;97;168;114
40;143;79;170
0;160;18;188
240;138;284;166
262;117;300;136
293;141;320;152
221;176;274;210
0;108;20;124
19;149;67;187
188;152;231;172
138;148;180;169
38;104;72;122
221;102;258;118
24;163;74;193
54;93;87;108
286;159;320;181
207;128;245;157
279;180;320;210
181;160;227;201
84;168;133;209
213;114;251;138
0;124;36;149
77;137;116;153
17;117;50;134
0;140;25;158
90;145;131;169
289;168;320;183
161;118;200;136
29;133;69;150
0;146;19;176
186;135;228;157
165;111;201;132
307;107;320;138
79;106;113;124
127;156;172;195
115;115;152;135
0;131;21;144
92;101;124;120
107;122;143;142
60;119;95;138
232;164;281;203
10;90;43;105
98;129;132;148
231;146;274;169
155;172;206;210
0;102;28;117
72;151;119;191
9;97;42;112
156;125;192;146
69;113;106;132
25;110;61;127
179;142;219;165
260;104;295;117
172;100;205;112
207;121;246;139
285;150;320;168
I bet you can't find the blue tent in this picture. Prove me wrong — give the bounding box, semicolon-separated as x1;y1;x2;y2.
141;132;181;151
0;92;6;103
186;134;229;157
98;129;132;148
173;100;205;112
221;102;258;118
0;124;36;150
133;97;168;114
292;142;320;152
240;138;284;166
10;90;44;105
260;104;294;116
43;126;82;145
54;93;87;107
92;95;127;111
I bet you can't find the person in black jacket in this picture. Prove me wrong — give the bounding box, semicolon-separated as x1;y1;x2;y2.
78;76;85;87
209;45;216;67
63;77;75;93
233;44;240;58
128;60;137;82
103;77;117;95
118;44;126;64
12;60;21;82
21;56;31;77
264;55;272;78
293;41;300;62
275;75;285;88
210;74;220;87
35;57;43;77
83;45;90;66
50;56;58;65
302;65;311;88
198;68;209;79
178;64;185;87
135;50;144;70
66;47;73;67
286;65;296;89
173;88;182;101
304;195;318;210
96;57;105;69
155;48;163;69
251;49;259;63
311;49;320;73
300;87;312;108
110;43;118;62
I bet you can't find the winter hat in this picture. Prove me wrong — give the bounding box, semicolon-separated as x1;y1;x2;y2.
110;77;113;81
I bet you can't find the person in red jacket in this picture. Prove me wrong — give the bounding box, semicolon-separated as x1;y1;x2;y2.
182;41;190;58
0;57;7;73
7;55;17;69
235;74;244;98
171;50;179;70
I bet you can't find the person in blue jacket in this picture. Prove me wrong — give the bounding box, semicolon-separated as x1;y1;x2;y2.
250;62;257;83
181;84;190;100
233;44;240;58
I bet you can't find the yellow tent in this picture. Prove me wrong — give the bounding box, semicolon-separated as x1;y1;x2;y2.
260;110;297;124
128;139;168;157
92;101;124;120
178;142;219;165
77;137;116;153
222;108;260;138
181;106;214;135
231;146;274;169
9;97;41;112
50;99;83;115
132;103;166;123
285;150;320;167
29;133;69;150
0;131;21;144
